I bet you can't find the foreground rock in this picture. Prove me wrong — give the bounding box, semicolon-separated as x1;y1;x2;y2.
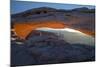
11;31;95;66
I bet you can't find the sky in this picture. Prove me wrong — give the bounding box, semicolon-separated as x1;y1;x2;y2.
11;1;95;14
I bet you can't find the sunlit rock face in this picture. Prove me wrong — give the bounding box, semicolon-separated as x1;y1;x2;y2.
36;27;95;46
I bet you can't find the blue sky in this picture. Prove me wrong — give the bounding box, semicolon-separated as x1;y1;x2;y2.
11;1;95;14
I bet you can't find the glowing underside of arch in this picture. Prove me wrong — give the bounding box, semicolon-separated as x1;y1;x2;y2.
13;21;93;40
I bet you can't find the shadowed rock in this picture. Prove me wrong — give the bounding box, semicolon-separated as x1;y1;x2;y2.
11;31;95;66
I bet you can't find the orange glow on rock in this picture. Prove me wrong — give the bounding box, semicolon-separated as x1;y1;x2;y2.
13;21;94;40
14;21;66;39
